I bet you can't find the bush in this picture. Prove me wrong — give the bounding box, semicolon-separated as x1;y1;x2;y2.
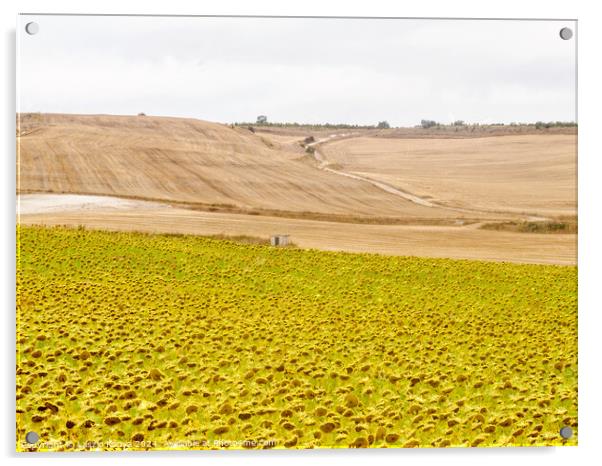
421;119;438;129
480;221;577;234
535;121;577;129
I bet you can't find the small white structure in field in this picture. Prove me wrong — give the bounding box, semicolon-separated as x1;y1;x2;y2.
270;234;290;247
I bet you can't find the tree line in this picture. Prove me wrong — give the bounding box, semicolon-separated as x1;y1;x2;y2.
232;116;577;130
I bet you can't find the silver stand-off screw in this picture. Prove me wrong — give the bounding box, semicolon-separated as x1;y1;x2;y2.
560;426;573;439
559;27;573;40
25;22;39;35
25;431;40;444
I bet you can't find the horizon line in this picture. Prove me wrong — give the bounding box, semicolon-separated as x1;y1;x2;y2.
15;111;578;128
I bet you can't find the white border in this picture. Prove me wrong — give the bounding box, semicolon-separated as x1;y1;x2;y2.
3;1;601;465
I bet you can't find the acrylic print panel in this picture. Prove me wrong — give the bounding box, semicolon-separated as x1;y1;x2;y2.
16;15;577;451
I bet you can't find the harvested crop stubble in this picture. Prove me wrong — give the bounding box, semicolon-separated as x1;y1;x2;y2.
16;226;577;450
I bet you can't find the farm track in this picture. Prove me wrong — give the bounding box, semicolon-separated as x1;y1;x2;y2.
317;134;577;219
307;137;552;221
308;136;434;207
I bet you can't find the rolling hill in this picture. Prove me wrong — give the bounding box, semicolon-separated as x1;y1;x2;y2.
17;113;454;220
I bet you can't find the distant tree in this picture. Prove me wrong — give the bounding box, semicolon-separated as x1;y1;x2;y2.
377;121;390;129
256;115;268;124
137;112;146;116
421;119;438;129
452;120;465;126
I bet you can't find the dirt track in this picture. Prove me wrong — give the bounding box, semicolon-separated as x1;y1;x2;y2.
320;135;577;218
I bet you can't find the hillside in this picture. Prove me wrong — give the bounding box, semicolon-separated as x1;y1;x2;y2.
321;135;577;218
17;113;456;220
17;113;577;265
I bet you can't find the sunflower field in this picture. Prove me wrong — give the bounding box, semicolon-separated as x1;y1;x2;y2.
16;226;577;450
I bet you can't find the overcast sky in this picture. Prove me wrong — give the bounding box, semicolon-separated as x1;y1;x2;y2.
17;15;576;126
